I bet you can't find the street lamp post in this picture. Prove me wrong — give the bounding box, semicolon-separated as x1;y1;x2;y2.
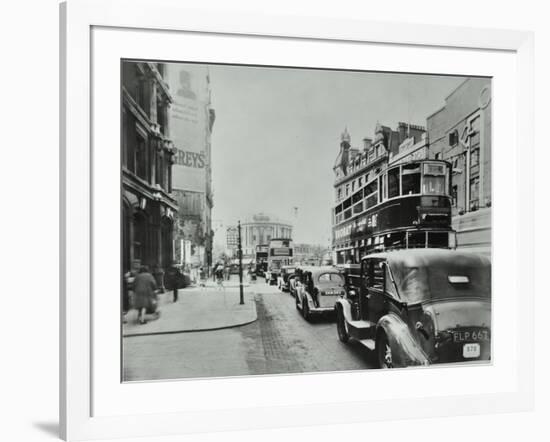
237;220;244;305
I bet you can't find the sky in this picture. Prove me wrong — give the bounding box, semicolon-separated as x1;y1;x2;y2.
205;64;466;248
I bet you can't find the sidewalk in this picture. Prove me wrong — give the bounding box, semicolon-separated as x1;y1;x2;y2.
123;284;257;337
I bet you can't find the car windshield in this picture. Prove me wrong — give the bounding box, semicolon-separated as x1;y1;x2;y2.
390;258;491;304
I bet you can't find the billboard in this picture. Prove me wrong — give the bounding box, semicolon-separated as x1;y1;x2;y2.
166;64;210;192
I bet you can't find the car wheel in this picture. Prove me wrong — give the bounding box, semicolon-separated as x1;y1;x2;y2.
336;306;350;343
302;298;310;321
376;331;394;368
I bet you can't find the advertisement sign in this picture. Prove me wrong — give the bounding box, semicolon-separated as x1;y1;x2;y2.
166;64;209;192
271;247;291;256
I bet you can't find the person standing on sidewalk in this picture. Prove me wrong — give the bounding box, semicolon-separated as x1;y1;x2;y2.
133;265;157;324
165;265;184;302
215;264;225;291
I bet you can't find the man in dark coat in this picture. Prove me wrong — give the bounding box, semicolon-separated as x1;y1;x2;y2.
133;265;157;324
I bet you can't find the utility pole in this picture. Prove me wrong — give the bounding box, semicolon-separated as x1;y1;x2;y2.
237;220;244;305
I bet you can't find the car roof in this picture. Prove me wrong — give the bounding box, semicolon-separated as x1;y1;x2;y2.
297;265;343;276
362;248;491;268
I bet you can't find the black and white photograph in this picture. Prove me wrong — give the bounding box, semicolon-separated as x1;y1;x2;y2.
121;60;492;382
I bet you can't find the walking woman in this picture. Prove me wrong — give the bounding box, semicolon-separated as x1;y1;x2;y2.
133;265;157;324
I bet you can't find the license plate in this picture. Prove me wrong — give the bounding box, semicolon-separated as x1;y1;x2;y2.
463;343;480;358
452;329;490;343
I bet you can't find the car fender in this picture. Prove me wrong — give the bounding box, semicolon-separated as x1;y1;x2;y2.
335;298;353;322
303;290;315;308
377;314;430;367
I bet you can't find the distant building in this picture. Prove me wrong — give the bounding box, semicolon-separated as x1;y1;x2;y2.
427;78;491;254
121;62;177;274
229;213;293;258
293;244;327;265
165;64;216;268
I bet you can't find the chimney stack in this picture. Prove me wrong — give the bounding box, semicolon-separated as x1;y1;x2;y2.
362;137;372;151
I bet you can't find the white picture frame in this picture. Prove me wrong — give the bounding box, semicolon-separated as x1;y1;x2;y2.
60;0;534;440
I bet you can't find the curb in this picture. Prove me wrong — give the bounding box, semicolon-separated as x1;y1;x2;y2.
123;316;258;338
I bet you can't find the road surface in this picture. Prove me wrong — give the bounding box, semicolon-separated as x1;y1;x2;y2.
123;280;377;381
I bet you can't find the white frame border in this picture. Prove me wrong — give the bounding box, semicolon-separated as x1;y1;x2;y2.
60;0;534;440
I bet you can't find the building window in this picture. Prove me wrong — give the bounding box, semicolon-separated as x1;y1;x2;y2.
471;148;480;167
337;188;342;200
449;129;459;146
358;177;363;187
470;177;480;211
435;152;441;160
345;184;350;196
452;185;458;207
135;134;148;180
351;180;355;192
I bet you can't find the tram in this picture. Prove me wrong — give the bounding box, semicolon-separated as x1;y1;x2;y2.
332;159;456;275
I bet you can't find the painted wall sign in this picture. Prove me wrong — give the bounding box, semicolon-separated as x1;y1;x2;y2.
166;64;210;192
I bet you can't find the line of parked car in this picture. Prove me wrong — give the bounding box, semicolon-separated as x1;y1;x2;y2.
275;249;492;369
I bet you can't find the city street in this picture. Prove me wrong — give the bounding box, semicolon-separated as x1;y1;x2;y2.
123;280;377;381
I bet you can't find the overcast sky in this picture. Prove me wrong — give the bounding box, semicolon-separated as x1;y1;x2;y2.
207;64;466;247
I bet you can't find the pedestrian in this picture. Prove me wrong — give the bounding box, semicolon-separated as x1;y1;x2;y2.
215;264;225;291
199;266;206;289
133;265;157;324
165;265;183;302
224;265;230;281
122;271;132;323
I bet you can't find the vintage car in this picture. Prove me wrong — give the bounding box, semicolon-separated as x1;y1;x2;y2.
335;249;491;368
295;266;346;321
277;265;296;291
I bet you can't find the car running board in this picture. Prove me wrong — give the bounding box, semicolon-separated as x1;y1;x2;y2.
347;319;374;329
358;339;376;350
347;320;376;340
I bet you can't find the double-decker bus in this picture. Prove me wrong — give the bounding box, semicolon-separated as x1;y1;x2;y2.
332;159;456;279
255;244;269;277
265;238;294;285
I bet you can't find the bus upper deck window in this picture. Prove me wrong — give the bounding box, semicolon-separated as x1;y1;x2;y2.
388;168;400;198
422;163;446;195
422;175;445;195
402;164;421;194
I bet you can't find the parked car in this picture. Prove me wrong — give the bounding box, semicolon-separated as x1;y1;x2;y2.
295;266;346;321
335;249;491;368
278;265;296;291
